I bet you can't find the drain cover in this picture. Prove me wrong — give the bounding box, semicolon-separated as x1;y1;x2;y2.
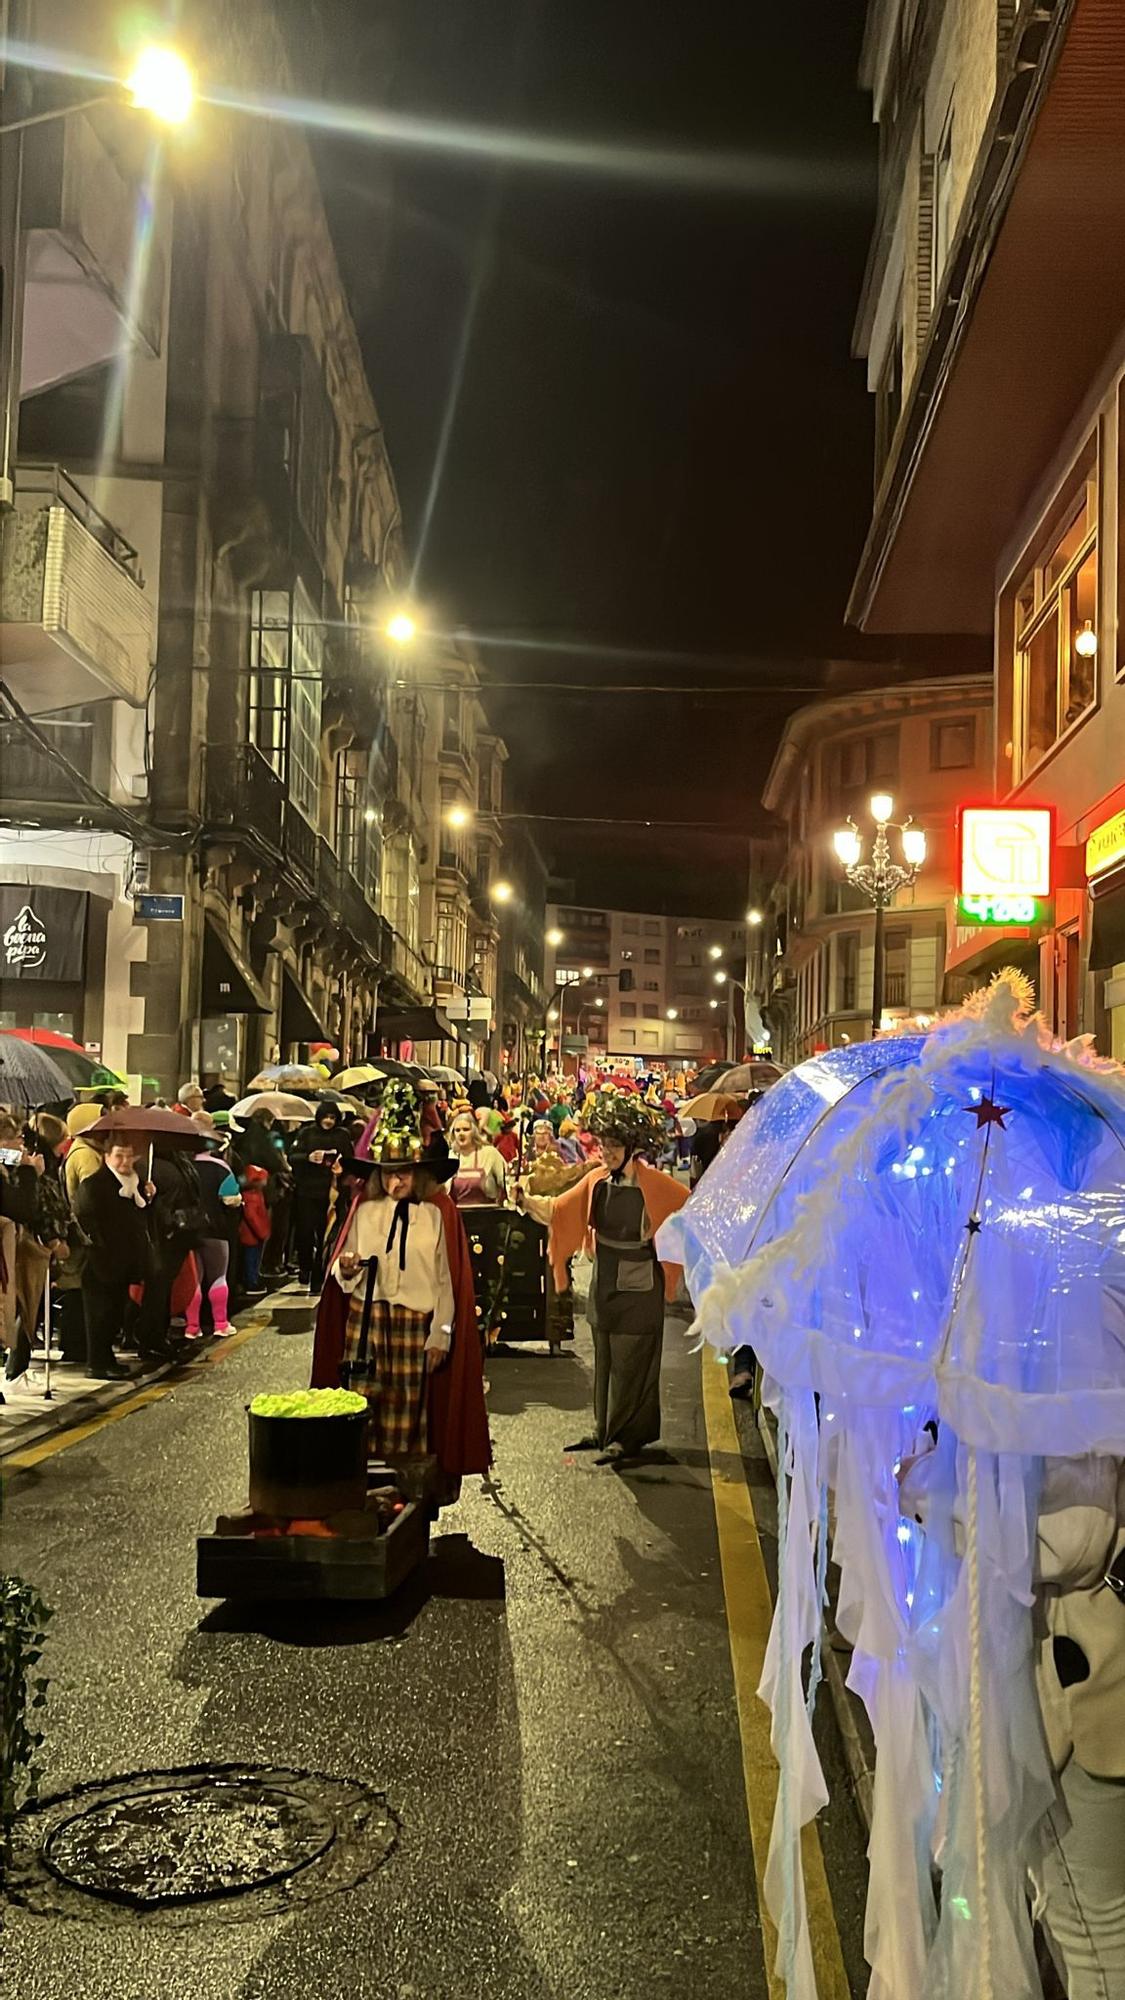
6;1765;398;1926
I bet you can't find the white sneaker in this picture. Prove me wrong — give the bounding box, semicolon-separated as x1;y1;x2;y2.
6;1369;44;1397
212;1324;234;1338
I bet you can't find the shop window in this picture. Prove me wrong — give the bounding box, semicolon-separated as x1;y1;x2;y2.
1011;450;1097;780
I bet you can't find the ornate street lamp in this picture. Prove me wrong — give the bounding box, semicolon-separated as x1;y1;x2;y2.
832;793;927;1037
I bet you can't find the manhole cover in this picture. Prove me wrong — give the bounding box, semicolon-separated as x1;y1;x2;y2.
5;1765;399;1926
42;1781;335;1906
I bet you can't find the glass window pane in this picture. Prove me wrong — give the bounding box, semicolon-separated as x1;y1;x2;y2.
1044;502;1086;588
1023;608;1060;769
1063;546;1097;728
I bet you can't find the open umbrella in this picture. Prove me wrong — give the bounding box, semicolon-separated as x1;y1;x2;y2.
425;1064;468;1085
247;1064;325;1094
0;1037;75;1109
663;983;1125;2000
333;1059;418;1088
87;1106;203;1145
713;1058;784;1094
677;1089;747;1122
1;1027;128;1095
230;1091;319;1126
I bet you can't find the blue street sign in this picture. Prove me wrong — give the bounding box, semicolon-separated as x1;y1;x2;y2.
134;893;184;920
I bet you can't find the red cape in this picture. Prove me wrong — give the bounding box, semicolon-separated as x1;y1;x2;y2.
310;1185;492;1480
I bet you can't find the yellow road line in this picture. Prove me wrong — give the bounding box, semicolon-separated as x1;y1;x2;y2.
2;1313;273;1473
702;1349;851;2000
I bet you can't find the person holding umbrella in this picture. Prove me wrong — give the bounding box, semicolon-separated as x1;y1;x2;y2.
72;1137;157;1379
287;1102;353;1291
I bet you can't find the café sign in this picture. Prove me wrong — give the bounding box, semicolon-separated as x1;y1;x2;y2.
0;885;87;982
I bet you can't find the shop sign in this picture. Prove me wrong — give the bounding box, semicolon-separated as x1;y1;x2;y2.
134;893;185;920
956;893;1050;927
1085;808;1125;881
959;806;1053;900
0;885;87;982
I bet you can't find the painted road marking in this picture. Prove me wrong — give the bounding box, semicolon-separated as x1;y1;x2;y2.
2;1314;273;1473
702;1349;851;2000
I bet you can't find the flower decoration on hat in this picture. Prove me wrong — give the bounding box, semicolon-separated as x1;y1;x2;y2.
582;1084;664;1151
366;1077;425;1164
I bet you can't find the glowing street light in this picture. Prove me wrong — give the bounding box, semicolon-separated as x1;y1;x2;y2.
547;1007;559;1023
708;943;723;960
385;610;418;646
490;879;514;905
581;965;594;979
593;996;604;1010
666;1007;678;1021
746;908;763;926
713;969;728;985
126;46;195;124
832;799;927;1036
445;803;471;829
709;998;720;1010
545;926;564;948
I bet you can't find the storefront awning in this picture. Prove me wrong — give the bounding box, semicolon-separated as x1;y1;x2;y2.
1089;865;1125;971
201;920;270;1015
375;1004;457;1046
281;964;328;1044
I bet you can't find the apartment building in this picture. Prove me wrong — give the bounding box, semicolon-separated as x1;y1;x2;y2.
851;0;1125;1055
748;677;993;1064
544;903;746;1068
0;3;530;1088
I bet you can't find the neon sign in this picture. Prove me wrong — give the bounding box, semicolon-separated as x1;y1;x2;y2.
958;806;1053;899
956;893;1047;927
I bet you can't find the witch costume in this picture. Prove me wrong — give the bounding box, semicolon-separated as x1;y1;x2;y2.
310;1091;491;1498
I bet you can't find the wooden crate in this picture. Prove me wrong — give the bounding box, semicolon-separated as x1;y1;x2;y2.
196;1499;429;1602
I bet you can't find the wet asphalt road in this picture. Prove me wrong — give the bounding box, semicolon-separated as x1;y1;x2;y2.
1;1284;869;1999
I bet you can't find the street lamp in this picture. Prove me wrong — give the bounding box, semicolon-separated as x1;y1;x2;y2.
545;926;564;948
746;908;763;926
445;803;471;829
385;610;417;646
0;44;196;133
833;793;927;1038
708;943;723;960
666;1007;678;1020
713;969;728;985
489;879;514;905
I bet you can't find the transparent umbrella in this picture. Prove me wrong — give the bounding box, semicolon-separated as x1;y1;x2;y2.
661;980;1125;2000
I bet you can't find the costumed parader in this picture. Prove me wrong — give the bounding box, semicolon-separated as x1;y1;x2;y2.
519;1086;689;1463
447;1108;508;1207
661;973;1125;2000
310;1080;491;1504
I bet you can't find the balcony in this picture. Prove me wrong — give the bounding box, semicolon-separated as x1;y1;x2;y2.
0;714;94;813
0;466;154;710
883;970;908;1008
21;111;166;397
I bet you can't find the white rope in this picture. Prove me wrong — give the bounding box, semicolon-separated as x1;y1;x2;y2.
965;1447;993;1999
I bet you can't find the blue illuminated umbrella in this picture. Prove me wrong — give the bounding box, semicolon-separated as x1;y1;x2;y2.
662;979;1125;2000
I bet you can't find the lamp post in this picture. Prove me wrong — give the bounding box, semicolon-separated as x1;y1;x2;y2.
832;793;927;1038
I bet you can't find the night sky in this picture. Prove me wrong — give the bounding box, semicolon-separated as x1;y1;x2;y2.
309;0;878;914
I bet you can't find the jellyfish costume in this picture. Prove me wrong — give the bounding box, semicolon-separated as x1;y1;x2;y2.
659;981;1125;2000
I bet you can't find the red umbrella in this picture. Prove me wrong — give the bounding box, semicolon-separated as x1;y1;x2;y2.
2;1026;87;1054
87;1107;202;1146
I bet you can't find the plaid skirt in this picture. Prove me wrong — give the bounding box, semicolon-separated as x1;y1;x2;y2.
341;1294;430;1457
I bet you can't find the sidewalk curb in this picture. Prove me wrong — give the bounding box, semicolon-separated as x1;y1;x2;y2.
754;1400;875;1834
0;1292;286;1467
0;1354;183;1464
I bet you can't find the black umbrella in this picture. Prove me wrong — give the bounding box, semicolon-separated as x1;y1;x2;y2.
0;1038;75;1110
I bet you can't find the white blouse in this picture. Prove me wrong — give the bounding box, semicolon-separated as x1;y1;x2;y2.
331;1195;454;1353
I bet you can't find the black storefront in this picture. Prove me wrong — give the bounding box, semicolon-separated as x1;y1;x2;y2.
0;883;98;1041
